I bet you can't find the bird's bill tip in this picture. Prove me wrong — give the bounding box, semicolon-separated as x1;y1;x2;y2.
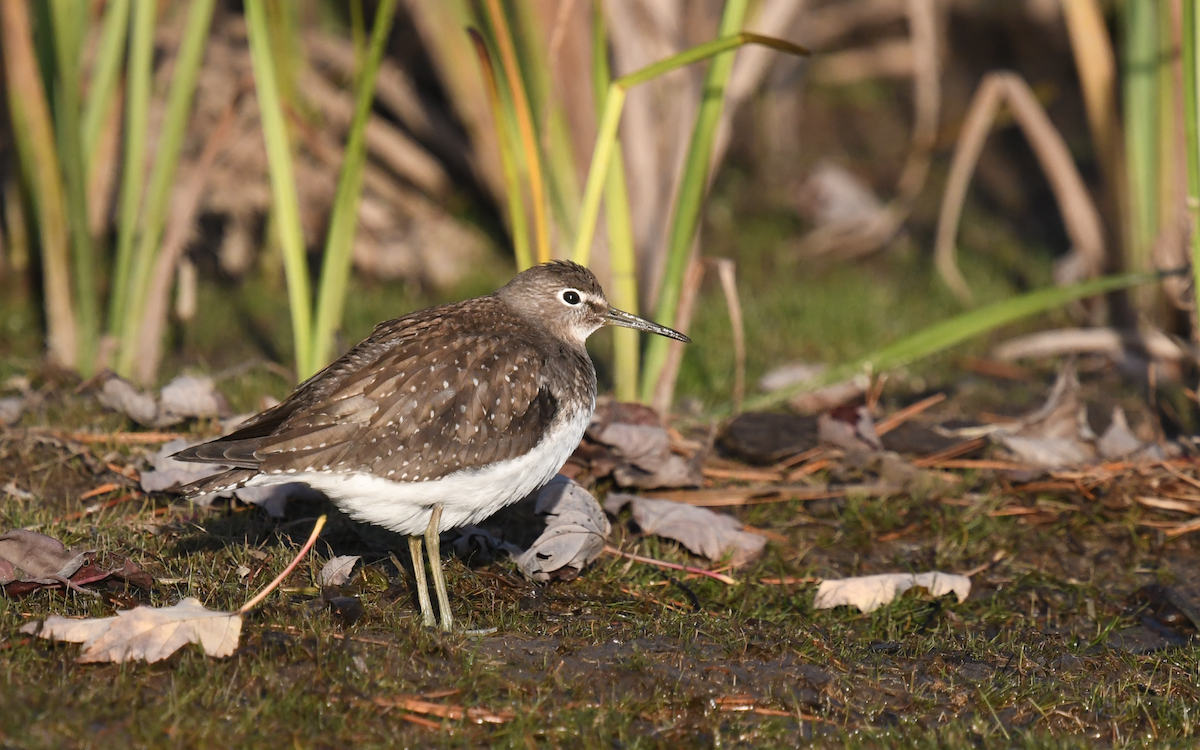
605;308;690;343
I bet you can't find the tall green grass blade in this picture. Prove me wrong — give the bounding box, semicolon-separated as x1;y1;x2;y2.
470;29;533;271
639;0;748;403
1;0;77;367
483;0;551;264
245;0;314;378
115;0;217;380
1184;0;1200;332
81;0;130;162
50;0;98;373
512;0;581;242
1123;0;1159;273
108;0;155;335
571;32;808;268
742;271;1162;412
311;0;399;369
591;2;638;401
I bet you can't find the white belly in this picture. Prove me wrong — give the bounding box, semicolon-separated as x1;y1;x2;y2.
246;407;590;536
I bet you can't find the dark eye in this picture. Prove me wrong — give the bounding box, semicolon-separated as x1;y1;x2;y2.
562;290;581;305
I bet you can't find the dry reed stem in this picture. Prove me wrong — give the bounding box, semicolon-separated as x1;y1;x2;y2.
711;258;746;411
651;255;705;417
934;72;1106;305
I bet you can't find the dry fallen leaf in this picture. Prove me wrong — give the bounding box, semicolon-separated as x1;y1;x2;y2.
516;476;610;582
588;421;701;489
157;375;228;423
0;530;89;586
21;597;242;663
96;372;159;426
317;555;361;587
813;572;971;613
604;494;766;567
1097;406;1142;460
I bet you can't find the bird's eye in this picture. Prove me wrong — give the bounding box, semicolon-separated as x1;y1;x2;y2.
561;290;582;305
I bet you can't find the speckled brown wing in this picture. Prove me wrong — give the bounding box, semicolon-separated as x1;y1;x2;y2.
251;316;559;482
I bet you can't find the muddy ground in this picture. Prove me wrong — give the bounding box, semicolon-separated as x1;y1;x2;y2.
1;367;1198;749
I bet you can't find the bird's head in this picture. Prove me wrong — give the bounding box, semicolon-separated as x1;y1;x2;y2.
497;261;690;347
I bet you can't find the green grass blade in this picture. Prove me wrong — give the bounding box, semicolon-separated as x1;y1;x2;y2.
311;0;399;369
483;0;550;264
470;28;532;271
639;0;749;404
115;0;217;380
50;0;98;373
571;31;809;268
592;1;638;401
742;271;1161;412
107;0;155;335
1;0;77;368
81;0;130;162
244;0;314;379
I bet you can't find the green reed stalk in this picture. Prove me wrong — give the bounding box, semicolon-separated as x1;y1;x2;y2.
1124;0;1159;275
571;32;808;269
107;0;155;336
1184;0;1200;337
311;0;399;369
115;0;216;379
470;29;533;271
1;0;77;367
245;0;314;378
591;1;639;401
50;0;98;373
483;0;551;264
80;0;130;162
638;0;747;403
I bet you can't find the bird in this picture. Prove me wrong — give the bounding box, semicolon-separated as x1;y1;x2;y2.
173;260;689;631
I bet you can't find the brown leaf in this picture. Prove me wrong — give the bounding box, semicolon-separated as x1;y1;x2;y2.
604;494;766;567
0;530;89;585
21;597;242;663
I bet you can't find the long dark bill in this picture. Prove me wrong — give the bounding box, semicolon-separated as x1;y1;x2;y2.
605;307;690;343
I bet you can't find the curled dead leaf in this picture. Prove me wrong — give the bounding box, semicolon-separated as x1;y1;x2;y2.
515;476;610;582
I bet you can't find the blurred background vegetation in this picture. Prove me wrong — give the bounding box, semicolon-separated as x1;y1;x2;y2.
0;0;1196;416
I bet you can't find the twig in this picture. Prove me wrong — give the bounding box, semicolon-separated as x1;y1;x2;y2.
912;438;987;468
238;515;327;614
51;493;139;523
875;392;946;435
603;545;737;585
30;429;189;444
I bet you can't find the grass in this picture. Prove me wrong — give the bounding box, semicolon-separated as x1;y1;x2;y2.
1;369;1198;747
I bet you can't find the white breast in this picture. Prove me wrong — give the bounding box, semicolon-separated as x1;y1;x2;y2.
246;406;592;537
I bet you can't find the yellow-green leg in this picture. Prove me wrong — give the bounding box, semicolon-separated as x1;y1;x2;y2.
408;535;435;627
425;504;452;632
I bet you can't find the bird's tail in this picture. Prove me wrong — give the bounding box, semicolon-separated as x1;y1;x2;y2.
181;468;259;498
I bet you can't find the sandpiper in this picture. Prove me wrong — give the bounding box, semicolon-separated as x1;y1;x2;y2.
175;261;689;630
